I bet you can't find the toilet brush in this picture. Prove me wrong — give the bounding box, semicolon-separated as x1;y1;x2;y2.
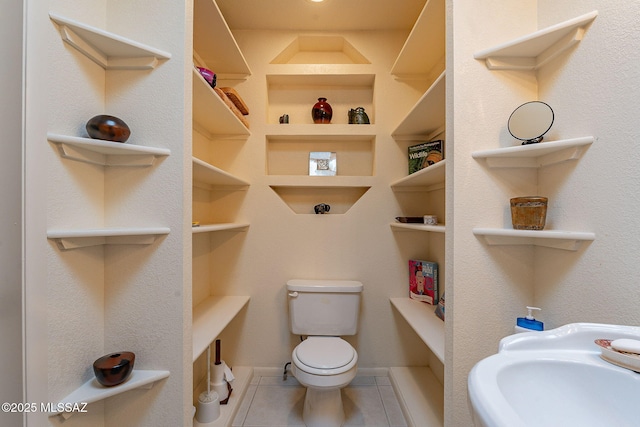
196;345;220;423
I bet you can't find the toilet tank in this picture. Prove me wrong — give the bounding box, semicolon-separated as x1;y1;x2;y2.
287;279;363;336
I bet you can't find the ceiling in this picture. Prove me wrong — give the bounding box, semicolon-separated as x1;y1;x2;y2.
216;0;427;31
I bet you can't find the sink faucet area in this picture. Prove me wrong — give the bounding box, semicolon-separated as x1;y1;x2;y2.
468;323;640;427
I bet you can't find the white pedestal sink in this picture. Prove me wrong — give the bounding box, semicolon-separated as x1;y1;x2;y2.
468;323;640;427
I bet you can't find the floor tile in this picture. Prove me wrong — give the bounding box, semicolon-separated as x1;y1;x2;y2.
242;384;306;426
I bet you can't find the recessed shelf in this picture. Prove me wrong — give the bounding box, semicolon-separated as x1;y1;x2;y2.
391;160;446;191
391;297;444;363
474;10;598;71
269;181;371;215
47;227;170;250
192;223;249;234
193;158;249;189
390;223;446;233
192;296;250;361
471;137;594;168
266;124;376;137
49;13;171;70
270;35;370;65
389;367;444;427
473;228;595;251
392;71;445;139
48;133;171;166
192;68;251;139
49;370;170;420
390;0;446;79
193;0;251;78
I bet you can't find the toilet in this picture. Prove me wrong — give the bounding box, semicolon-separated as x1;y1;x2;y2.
287;279;363;427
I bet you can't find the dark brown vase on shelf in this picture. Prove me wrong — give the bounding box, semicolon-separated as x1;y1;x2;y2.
86;114;131;143
93;351;135;387
311;97;332;124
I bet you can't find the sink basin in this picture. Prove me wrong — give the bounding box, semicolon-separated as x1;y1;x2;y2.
468;323;640;427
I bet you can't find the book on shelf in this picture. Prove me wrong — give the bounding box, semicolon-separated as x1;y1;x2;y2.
408;140;444;175
409;260;438;305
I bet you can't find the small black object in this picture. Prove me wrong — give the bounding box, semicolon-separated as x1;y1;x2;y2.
314;203;330;214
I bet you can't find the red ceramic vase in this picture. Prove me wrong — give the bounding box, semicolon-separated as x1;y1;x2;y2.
312;97;332;124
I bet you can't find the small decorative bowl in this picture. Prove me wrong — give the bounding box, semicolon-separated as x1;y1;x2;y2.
86;115;131;143
93;351;135;387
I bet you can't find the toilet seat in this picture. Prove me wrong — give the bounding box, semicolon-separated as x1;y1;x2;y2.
293;337;357;376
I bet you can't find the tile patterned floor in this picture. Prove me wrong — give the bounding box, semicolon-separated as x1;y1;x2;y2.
232;374;407;427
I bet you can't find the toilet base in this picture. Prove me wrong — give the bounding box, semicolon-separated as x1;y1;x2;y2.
302;387;345;427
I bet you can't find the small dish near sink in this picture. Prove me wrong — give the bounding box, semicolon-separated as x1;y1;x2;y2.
468;323;640;427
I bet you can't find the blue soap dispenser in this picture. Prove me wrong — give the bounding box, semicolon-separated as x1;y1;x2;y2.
515;306;543;333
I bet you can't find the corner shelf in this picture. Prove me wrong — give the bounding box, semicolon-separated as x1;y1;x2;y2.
49;370;170;420
471;137;594;168
392;71;445;140
49;13;171;70
193;0;251;78
474;10;598;71
192;296;250;361
390;297;444;363
47;227;170;250
390;223;446;233
473;228;595;251
48;133;171;167
192;223;249;234
389;367;444;427
193;158;249;189
192;68;251;139
390;0;445;80
391;160;446;191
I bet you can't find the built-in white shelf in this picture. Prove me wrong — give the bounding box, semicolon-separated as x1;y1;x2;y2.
48;133;171;167
265;124;376;137
192;223;250;234
192;296;250;362
193;366;253;427
473;228;595;251
49;370;170;420
390;0;445;80
471;137;594;168
390;223;446;233
47;227;170;250
193;0;251;78
267;175;373;188
193;158;249;189
392;71;445;140
49;13;171;70
391;297;444;363
389;367;444;427
474;10;598;71
391;160;446;191
192;68;250;139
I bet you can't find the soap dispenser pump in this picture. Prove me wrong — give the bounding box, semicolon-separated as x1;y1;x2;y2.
515;306;544;333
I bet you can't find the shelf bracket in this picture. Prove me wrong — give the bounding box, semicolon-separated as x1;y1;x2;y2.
54;142;159;167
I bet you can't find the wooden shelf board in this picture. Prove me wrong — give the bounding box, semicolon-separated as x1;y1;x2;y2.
47;227;170;250
192;223;249;234
49;13;171;70
193;0;251;78
193;366;253;427
192;296;250;362
192;69;250;138
391;298;444;363
48;133;170;166
267;175;373;188
391;160;446;190
193;157;249;188
471;137;594;168
49;370;170;420
391;0;446;78
474;11;598;71
265;124;376;137
392;72;445;138
390;223;446;233
473;228;595;251
389;366;444;427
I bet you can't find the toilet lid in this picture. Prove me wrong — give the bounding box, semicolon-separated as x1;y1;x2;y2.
295;337;355;370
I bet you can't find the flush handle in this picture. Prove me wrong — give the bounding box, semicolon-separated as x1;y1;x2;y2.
288;291;299;298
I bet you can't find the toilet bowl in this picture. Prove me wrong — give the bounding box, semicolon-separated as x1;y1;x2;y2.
291;337;358;427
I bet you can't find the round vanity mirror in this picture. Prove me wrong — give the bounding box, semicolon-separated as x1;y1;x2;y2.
508;101;554;144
